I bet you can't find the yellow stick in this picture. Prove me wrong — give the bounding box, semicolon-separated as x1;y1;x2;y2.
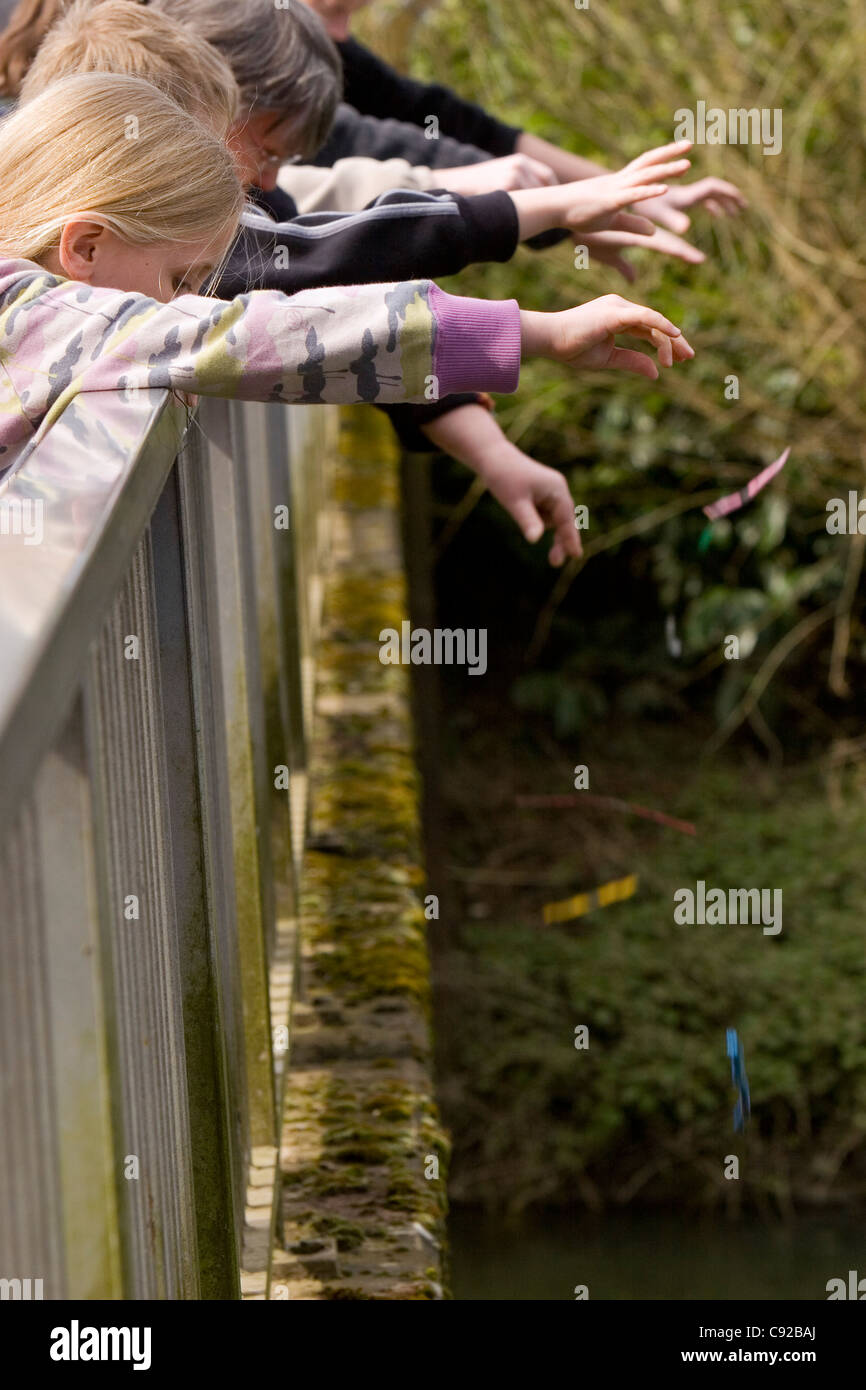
542;874;638;925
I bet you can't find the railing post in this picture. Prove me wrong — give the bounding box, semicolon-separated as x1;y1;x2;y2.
182;399;277;1154
85;534;199;1299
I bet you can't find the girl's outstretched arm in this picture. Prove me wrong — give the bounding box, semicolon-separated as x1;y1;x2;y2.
0;262;521;439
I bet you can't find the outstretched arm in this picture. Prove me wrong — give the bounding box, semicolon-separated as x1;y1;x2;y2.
421;403;581;568
0;269;521;430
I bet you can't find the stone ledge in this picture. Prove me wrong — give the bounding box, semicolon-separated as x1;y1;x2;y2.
274;408;449;1300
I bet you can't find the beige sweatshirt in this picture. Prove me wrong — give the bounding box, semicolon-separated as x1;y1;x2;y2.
277;157;438;213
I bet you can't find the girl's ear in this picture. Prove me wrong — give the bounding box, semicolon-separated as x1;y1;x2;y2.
56;220;107;283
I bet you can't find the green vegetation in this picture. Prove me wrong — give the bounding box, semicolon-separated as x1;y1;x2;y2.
439;721;866;1213
368;0;866;719
357;3;866;1217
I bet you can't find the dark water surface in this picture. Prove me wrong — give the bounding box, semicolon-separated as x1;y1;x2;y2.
449;1206;866;1301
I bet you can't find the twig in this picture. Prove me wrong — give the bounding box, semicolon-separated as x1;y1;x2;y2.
516;792;696;836
828;530;866;697
434;475;487;560
704;604;836;755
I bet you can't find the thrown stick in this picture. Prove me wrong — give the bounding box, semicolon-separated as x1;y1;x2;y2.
517;792;697;837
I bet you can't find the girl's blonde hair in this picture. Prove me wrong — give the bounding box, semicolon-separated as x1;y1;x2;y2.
0;70;245;263
19;0;241;135
0;0;67;98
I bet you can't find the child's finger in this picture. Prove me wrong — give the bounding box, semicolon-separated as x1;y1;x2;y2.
627;139;692;171
626;158;691;183
688;176;747;209
509;497;545;545
650;205;692;234
609;212;656;236
604;346;659;379
608;302;682;339
608;254;636;283
645;325;695;362
616;183;670;205
649;327;673;367
542;487;582;560
549;528;581;566
586;226;705;265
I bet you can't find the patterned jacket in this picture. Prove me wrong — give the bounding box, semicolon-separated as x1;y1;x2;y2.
0;258;520;476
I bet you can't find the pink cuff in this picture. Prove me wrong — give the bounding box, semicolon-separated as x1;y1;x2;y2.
429;282;521;397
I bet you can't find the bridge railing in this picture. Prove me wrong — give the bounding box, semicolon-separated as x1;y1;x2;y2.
0;387;337;1299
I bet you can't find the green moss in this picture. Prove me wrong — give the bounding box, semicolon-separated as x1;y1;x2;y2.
325;572;406;641
312;1215;367;1252
313;1166;372;1197
302;851;432;1009
279;404;450;1298
319;1285;372;1300
333;1144;392;1165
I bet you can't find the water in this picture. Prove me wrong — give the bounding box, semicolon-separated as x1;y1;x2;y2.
450;1206;866;1301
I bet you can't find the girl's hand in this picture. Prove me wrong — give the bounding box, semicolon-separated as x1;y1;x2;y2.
521;293;695;379
480;450;582;567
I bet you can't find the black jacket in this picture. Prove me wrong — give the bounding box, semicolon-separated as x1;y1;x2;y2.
337;36;522;158
212;184;520;450
217;185;518;296
313;103;494;170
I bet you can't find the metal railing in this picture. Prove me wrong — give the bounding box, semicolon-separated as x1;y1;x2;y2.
0;386;337;1299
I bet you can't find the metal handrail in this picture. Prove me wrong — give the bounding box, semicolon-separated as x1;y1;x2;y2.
0;389;186;837
0;385;336;1299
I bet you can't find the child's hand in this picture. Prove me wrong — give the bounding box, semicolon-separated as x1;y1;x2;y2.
558;140;693;234
435;152;558;195
512;141;692;241
576;224;707;282
521;294;695;379
418;402;579;566
479;451;582;566
638;176;747;233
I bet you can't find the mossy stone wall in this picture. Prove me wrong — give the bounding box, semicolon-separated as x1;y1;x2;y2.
273;408;449;1300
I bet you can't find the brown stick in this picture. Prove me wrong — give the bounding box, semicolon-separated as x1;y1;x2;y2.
516;792;697;836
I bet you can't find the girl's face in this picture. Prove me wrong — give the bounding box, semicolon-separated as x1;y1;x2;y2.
42;220;232;301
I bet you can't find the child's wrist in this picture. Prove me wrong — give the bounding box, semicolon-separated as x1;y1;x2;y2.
513;185;561;240
465;428;527;482
520;309;553;360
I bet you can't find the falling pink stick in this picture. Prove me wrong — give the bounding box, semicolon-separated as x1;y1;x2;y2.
516;793;697;837
702;447;791;521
